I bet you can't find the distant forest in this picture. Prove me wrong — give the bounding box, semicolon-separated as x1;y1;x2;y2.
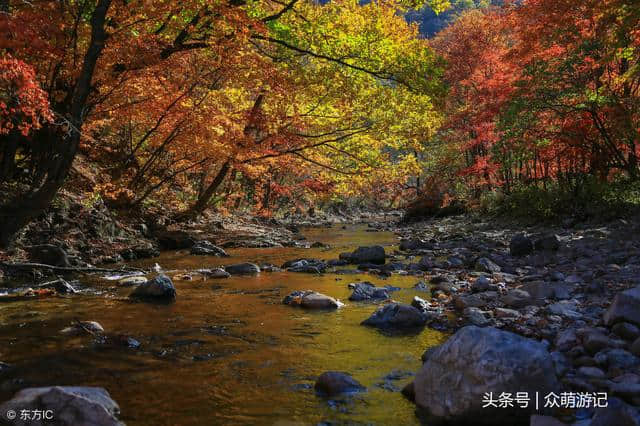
407;0;503;37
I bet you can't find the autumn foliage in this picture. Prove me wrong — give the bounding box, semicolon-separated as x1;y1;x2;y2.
432;0;640;196
0;0;447;245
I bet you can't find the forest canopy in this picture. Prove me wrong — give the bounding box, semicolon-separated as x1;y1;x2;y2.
0;0;639;245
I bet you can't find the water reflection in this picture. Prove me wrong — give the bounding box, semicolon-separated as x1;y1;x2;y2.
0;225;447;425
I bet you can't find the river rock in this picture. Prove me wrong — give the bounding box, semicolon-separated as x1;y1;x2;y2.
590;397;640;426
0;386;123;426
190;241;228;256
225;263;260;275
131;244;160;259
411;296;429;312
118;276;148;287
399;239;432;251
595;348;640;370
282;290;341;309
203;268;231;279
584;331;612;355
345;245;386;265
463;307;490;326
521;281;572;302
348;282;390;301
604;285;640;326
61;321;105;336
475;257;501;273
361;303;427;330
314;371;365;396
284;259;327;273
454;294;487;310
26;244;71;267
534;235;560;251
510;234;533;256
155;230;196;250
129;275;176;300
613;322;640;341
547;300;582;319
472;276;494;292
413;326;560;424
494;307;520;319
555;329;578;352
501;289;533;308
418;256;435;271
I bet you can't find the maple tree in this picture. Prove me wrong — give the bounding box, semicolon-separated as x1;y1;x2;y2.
0;0;446;246
427;0;640;201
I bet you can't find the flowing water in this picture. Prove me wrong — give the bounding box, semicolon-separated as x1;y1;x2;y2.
0;225;447;425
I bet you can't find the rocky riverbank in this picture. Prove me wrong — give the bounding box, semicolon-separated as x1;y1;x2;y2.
393;215;640;425
0;191;398;279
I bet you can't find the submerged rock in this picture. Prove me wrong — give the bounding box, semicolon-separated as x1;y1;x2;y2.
201;268;231;279
0;386;123;426
283;258;327;273
413;326;560;424
361;303;427;330
283;290;341;309
61;321;105;336
314;372;365;396
129;275;176;300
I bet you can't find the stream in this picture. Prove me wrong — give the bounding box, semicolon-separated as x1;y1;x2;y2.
0;225;447;425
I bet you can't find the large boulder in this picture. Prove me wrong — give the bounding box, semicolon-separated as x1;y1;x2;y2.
604;286;640;326
348;282;390;301
225;263;260;275
346;245;386;265
155;230;196;250
413;326;560;424
190;240;228;256
283;290;341;310
129;275;176;300
314;372;365;396
361;303;427;330
510;234;534;257
0;386;123;426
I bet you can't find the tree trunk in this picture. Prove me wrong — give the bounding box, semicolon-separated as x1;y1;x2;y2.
177;160;231;220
